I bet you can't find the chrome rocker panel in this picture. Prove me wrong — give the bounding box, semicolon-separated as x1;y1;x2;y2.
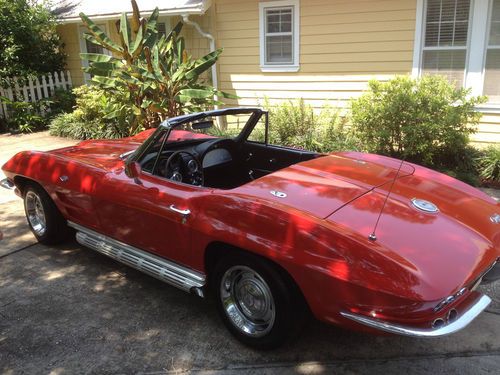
0;178;15;190
341;293;491;338
69;221;206;297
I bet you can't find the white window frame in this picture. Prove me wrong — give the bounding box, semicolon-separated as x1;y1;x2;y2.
259;0;300;72
413;0;500;112
78;24;112;83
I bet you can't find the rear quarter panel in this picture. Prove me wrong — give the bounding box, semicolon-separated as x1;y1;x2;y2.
186;191;428;325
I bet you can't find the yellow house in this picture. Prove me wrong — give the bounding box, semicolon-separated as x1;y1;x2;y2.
55;0;500;144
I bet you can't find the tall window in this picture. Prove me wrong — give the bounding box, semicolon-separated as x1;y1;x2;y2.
259;0;300;72
416;0;500;106
484;0;500;102
422;0;471;87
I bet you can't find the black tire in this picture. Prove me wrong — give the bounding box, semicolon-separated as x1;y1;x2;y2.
23;183;70;245
211;251;307;349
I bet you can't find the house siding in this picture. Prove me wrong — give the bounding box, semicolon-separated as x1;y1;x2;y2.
475;113;500;145
213;0;500;144
57;23;85;86
215;0;417;110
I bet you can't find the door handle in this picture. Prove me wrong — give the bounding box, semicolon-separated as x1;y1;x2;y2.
169;205;191;223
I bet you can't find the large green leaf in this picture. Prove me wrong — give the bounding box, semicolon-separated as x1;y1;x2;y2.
167;21;183;41
185;49;223;80
151;46;163;78
91;76;121;88
79;53;115;63
176;37;185;65
80;13;123;53
119;13;131;50
130;0;141;34
130;18;145;57
146;7;160;32
84;62;120;74
177;88;215;103
216;90;239;100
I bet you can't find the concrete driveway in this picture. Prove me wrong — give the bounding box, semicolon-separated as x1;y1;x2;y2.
0;132;499;374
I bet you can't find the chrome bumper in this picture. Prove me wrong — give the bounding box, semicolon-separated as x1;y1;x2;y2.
341;293;491;338
0;178;15;190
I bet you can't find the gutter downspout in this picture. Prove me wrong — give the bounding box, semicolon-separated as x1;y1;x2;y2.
182;14;218;109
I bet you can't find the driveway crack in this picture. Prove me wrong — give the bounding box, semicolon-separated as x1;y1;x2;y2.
0;243;37;260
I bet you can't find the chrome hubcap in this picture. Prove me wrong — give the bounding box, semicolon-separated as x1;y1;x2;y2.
220;266;275;337
25;191;46;236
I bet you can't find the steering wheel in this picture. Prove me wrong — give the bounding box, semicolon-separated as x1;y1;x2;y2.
163;150;204;186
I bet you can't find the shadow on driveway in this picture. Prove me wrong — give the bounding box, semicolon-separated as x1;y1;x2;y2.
0;240;499;374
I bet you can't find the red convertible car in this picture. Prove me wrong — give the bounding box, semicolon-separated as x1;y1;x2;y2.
2;108;499;348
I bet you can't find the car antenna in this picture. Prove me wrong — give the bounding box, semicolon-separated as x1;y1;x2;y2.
368;156;406;242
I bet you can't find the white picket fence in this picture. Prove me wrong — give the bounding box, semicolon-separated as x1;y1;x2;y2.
0;70;72;119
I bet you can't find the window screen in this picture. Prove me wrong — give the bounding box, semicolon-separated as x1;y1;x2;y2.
484;0;500;102
265;7;294;64
422;0;471;86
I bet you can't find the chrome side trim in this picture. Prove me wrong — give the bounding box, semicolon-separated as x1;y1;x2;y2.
68;221;206;296
0;178;15;190
340;293;491;338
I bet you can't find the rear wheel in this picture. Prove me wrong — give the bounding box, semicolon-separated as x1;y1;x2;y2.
23;184;70;245
212;252;307;349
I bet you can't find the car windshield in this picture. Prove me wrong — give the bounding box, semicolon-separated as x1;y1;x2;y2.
165;112;254;144
130;108;265;164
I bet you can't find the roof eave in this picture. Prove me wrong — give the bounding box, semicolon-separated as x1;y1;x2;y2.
57;0;211;24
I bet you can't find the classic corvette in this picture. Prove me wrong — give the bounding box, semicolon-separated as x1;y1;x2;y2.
2;107;500;348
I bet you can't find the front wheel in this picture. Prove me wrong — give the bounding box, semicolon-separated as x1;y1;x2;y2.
212;253;307;349
23;184;70;245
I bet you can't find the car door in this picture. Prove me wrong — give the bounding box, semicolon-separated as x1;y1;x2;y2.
93;167;208;268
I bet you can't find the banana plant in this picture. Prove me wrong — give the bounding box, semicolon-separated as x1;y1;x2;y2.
79;0;235;134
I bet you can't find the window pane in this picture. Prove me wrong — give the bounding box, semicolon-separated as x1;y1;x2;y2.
484;49;500;102
440;0;456;22
425;0;471;47
422;49;466;86
158;22;166;37
266;8;292;33
439;22;454;46
266;35;293;64
85;39;103;54
454;21;469;46
490;0;500;45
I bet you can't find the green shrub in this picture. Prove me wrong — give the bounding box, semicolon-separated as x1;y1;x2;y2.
0;0;65;78
49;85;133;139
476;145;500;183
433;145;482;186
0;96;49;133
47;88;76;117
351;75;486;166
264;98;360;153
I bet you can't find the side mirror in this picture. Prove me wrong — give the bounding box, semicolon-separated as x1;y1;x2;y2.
125;161;142;184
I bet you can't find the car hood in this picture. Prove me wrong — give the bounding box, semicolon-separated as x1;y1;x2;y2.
327;162;500;300
236;152;415;219
47;131;156;169
48;129;215;170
